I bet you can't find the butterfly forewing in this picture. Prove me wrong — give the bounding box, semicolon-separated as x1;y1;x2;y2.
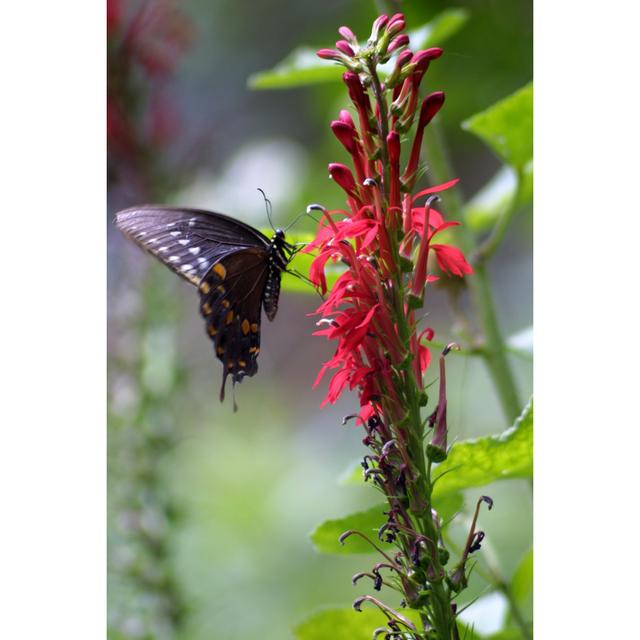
115;206;271;285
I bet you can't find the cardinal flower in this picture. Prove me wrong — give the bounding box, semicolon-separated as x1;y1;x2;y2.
304;15;480;640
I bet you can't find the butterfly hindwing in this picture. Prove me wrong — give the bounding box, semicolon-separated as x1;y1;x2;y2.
197;248;272;401
115;206;271;285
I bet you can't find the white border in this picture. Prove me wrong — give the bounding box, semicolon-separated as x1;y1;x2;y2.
1;2;105;637
535;1;639;636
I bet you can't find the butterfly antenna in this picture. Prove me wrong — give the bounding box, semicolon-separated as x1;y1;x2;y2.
284;209;320;232
232;382;238;413
257;188;275;232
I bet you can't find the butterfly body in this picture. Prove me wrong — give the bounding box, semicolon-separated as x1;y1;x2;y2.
115;206;294;404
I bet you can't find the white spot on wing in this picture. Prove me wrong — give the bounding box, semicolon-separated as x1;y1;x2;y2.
170;231;181;237
180;264;194;271
178;239;189;246
189;247;201;255
169;256;180;262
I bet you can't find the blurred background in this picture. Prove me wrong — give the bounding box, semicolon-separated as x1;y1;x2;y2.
107;1;532;638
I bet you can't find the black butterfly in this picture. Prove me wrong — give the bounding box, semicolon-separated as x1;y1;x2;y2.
115;205;296;406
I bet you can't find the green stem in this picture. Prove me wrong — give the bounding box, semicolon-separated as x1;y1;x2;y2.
424;121;522;423
473;167;525;265
443;530;532;640
479;538;532;640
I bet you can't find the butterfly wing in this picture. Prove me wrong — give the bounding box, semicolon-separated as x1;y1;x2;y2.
115;205;284;409
197;248;271;402
115;206;271;285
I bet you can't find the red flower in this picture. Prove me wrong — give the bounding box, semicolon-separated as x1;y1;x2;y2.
309;16;473;416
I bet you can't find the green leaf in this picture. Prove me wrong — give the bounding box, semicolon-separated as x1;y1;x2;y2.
249;9;469;90
341;400;533;493
464;162;533;232
409;8;470;50
510;547;533;609
294;608;424;640
484;630;525;640
248;47;341;90
311;492;463;555
462;83;533;168
310;504;393;555
432;399;533;498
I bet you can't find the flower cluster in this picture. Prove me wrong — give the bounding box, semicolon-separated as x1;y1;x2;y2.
306;15;486;640
307;14;472;428
107;0;193;197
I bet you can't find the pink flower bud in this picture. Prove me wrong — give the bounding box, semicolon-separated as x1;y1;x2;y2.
395;49;413;69
331;120;357;153
338;25;357;44
343;71;367;110
387;34;409;54
317;48;341;61
370;14;389;41
329;163;357;195
412;47;443;72
339;109;355;127
419;91;445;128
372;14;389;32
336;39;355;56
387;131;401;164
387;14;406;37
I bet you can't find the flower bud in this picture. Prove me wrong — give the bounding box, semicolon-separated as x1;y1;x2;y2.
336;39;355;57
447;566;467;593
370;14;389;41
386;14;406;37
338;109;355;127
343;71;368;110
316;48;341;61
419;91;445;128
412;47;443;71
387;130;401;164
338;25;357;44
331;120;357;153
387;34;410;54
329;162;357;196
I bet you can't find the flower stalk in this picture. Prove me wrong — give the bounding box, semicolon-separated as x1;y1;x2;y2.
307;15;493;640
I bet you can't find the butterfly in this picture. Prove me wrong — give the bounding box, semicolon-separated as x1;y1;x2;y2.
115;205;298;407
